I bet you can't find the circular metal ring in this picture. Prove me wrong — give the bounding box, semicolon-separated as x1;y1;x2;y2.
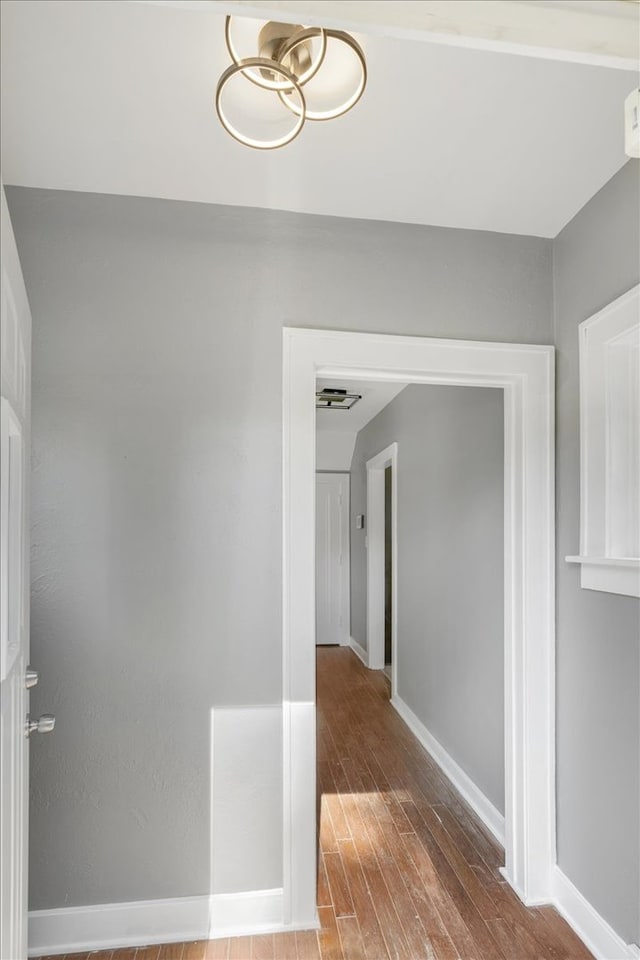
277;29;366;121
215;57;306;150
224;17;326;92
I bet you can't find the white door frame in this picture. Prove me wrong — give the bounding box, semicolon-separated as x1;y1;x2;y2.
282;326;555;928
1;185;32;960
365;444;397;695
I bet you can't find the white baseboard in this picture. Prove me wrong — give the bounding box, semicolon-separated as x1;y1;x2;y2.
552;867;639;960
29;895;212;957
390;694;505;847
349;636;368;666
28;887;317;957
209;888;286;939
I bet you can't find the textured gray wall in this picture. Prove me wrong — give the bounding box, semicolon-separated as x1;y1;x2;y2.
6;186;552;911
350;385;505;814
553;160;640;946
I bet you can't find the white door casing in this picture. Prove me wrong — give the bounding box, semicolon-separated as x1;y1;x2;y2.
282;327;555;928
365;444;398;689
1;185;32;960
315;474;350;647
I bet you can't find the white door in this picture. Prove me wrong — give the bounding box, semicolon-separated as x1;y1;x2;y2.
1;185;33;960
315;473;349;646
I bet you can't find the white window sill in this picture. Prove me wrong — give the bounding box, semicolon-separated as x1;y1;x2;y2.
565;556;640;597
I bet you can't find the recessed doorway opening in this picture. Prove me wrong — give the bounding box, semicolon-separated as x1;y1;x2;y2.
282;327;555;928
383;465;393;683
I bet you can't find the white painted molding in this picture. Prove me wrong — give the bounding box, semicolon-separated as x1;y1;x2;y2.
0;397;23;681
137;1;640;70
565;556;640;598
281;700;317;929
283;327;555;918
565;556;640;568
349;636;368;666
552;866;640;960
209;888;294;939
29;896;210;957
572;284;640;598
391;694;505;847
27;888;317;957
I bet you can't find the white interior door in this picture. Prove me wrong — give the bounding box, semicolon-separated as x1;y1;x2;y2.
315;473;349;646
1;185;32;960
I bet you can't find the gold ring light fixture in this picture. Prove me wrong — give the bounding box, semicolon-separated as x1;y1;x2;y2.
216;17;367;149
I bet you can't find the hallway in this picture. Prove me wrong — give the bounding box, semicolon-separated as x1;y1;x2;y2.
46;648;592;960
311;647;591;960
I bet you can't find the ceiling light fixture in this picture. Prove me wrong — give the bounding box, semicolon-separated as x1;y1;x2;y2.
316;388;362;410
215;17;367;150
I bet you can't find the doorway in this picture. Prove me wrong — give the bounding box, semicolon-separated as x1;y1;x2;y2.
384;466;392;680
365;442;398;692
282;326;556;927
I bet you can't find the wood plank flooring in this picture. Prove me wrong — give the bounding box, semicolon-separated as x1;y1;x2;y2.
42;647;592;960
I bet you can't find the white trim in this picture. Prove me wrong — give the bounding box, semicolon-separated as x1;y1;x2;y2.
29;896;209;957
0;397;23;681
208;888;297;939
565;556;640;597
137;1;640;71
281;700;317;929
1;181;31;960
391;694;505;846
27;888;319;957
572;284;640;597
551;867;640;960
348;636;368;666
565;556;640;568
282;327;556;919
365;443;398;693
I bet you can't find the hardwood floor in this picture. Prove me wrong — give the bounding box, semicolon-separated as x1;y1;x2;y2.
43;647;592;960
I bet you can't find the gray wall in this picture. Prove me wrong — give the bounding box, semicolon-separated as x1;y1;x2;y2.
553;160;640;946
350;384;505;814
6;186;552;911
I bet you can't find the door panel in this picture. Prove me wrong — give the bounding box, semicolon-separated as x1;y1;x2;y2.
315;474;349;646
1;184;32;960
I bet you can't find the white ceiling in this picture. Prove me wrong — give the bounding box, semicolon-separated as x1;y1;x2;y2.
181;0;640;68
1;0;637;237
316;378;407;435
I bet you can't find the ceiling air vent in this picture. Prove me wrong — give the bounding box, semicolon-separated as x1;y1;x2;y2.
316;388;362;410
